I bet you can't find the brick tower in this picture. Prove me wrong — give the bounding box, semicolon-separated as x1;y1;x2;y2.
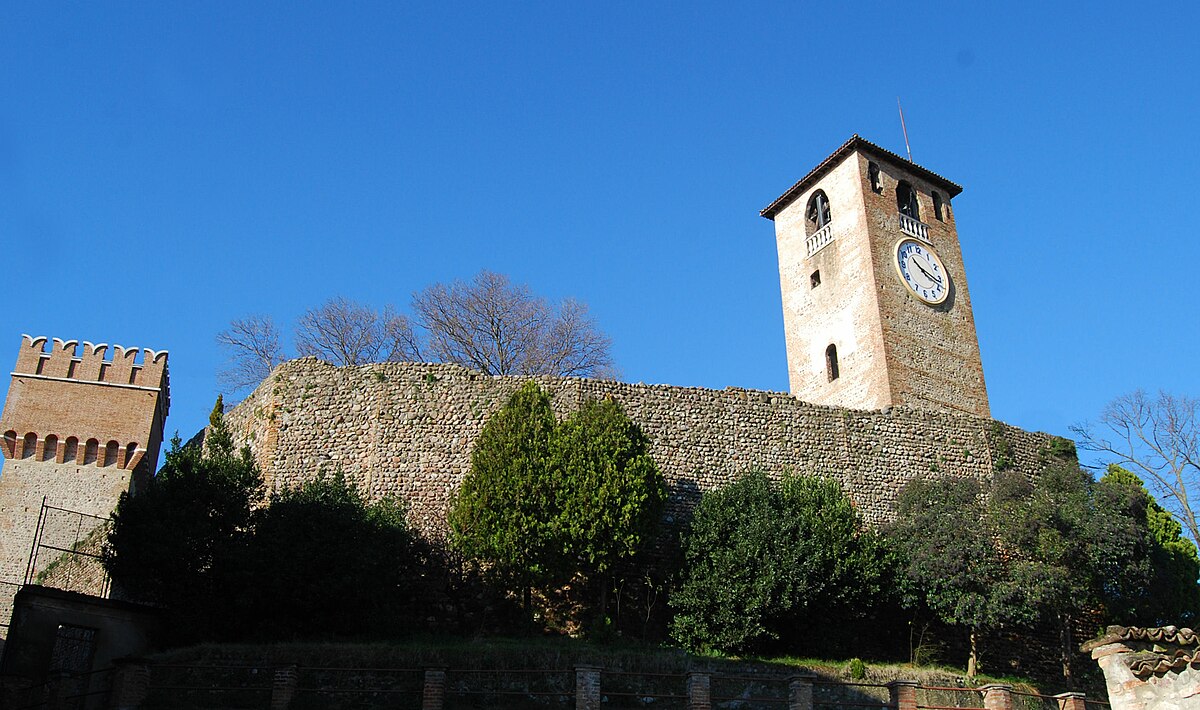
0;335;170;590
761;136;989;417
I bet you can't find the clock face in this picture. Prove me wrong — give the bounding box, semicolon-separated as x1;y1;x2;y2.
894;239;949;305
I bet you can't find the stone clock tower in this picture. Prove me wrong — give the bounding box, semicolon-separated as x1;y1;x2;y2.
761;135;990;417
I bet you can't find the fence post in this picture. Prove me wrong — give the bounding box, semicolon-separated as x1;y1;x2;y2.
422;667;447;710
108;660;150;710
887;680;919;710
789;674;815;710
575;665;602;710
270;664;298;709
981;684;1014;710
687;671;711;710
1055;692;1087;710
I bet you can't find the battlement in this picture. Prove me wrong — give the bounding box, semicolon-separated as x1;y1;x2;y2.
15;335;169;395
1;335;170;476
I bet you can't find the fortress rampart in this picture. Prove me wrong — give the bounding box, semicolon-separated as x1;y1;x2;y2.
224;358;1061;538
1;336;170;473
0;335;171;624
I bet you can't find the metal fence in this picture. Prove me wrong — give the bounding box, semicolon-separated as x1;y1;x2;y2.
23;500;112;598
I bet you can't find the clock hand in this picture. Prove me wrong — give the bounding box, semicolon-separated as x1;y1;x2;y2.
914;259;942;284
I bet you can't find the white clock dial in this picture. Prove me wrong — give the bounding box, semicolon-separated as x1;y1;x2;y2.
894;239;949;305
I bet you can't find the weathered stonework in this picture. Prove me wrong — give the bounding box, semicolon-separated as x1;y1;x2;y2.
763;136;990;418
223;357;1057;539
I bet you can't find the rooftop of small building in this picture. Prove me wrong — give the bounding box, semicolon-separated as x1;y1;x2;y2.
759;135;964;220
1082;625;1200;679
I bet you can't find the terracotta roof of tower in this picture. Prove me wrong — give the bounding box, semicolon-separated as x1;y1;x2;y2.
759;134;964;220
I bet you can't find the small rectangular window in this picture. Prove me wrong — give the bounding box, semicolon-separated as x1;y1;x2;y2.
810;270;821;288
50;625;97;674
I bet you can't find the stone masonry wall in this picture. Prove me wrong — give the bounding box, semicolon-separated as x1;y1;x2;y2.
224;358;1059;539
0;459;131;582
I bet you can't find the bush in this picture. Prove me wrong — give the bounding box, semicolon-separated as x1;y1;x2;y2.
670;471;892;655
225;473;433;640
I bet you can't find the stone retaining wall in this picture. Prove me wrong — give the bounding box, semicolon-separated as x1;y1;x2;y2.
224;358;1061;538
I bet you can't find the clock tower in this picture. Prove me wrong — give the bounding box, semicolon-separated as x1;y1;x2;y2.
761;135;990;418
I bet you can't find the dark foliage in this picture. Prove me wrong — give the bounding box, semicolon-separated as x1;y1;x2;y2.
450;383;666;629
670;471;893;655
224;473;434;640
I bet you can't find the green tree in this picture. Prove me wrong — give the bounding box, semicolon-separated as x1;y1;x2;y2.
670;471;891;654
551;396;666;620
990;464;1152;682
449;382;560;608
227;473;428;639
104;398;262;638
450;384;666;627
1100;464;1200;625
887;477;1020;677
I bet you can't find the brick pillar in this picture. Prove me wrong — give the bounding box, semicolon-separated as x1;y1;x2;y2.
270;665;298;709
788;674;815;710
687;671;712;710
981;684;1014;710
108;661;150;710
1055;692;1087;710
422;667;447;710
575;665;602;710
887;680;919;710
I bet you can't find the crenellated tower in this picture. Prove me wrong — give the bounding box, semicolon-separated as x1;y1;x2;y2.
0;335;170;585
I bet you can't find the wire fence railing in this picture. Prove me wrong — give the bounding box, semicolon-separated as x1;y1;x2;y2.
3;660;1116;710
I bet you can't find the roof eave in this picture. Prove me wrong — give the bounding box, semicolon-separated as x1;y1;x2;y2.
760;135;964;221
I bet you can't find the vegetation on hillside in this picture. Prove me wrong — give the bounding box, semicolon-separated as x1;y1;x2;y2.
102;390;1200;692
105;398;451;643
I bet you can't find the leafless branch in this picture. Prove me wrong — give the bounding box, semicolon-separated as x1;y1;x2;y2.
216;314;287;393
295;297;420;367
411;270;615;378
1072;390;1200;544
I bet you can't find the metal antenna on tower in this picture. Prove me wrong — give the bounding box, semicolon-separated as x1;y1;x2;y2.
897;97;913;162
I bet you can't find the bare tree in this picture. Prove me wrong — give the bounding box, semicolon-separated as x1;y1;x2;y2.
216;314;287;393
411;270;614;377
294;296;419;367
1073;390;1200;544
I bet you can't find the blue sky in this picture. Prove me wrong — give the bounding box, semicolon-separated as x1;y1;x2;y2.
2;3;1197;466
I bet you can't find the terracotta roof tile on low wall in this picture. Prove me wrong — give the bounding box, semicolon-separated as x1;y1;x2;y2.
1083;625;1200;679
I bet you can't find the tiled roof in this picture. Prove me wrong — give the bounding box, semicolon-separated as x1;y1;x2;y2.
1083;626;1200;679
759;135;964;220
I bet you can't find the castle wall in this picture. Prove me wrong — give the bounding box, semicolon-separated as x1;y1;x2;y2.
224;358;1058;539
0;460;132;582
